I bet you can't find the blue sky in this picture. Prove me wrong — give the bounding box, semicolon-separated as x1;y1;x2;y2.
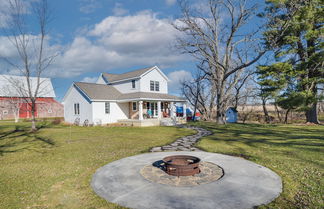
49;0;193;100
0;0;266;101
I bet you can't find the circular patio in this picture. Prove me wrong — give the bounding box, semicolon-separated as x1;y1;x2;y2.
91;151;282;209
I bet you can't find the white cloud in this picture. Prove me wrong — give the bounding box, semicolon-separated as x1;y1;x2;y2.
168;70;192;93
81;76;98;83
79;0;101;14
49;11;188;78
0;10;191;78
165;0;177;6
0;36;19;58
0;0;11;28
0;0;34;28
0;34;62;76
112;3;128;16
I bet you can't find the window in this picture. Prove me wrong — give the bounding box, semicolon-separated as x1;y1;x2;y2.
48;108;53;113
150;80;155;91
105;102;110;114
132;102;137;111
155;81;160;91
132;80;136;89
3;110;8;115
74;103;80;115
150;80;160;91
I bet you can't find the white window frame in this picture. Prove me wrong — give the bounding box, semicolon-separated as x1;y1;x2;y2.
150;80;155;91
155;81;160;91
105;102;110;114
132;102;137;111
74;103;80;115
132;80;136;89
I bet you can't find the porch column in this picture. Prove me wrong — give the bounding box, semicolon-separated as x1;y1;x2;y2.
157;101;161;119
183;102;187;118
170;102;175;118
139;101;143;120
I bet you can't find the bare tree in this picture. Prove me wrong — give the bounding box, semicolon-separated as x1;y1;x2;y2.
232;71;254;109
173;0;275;124
181;66;217;121
6;98;22;123
238;93;258;123
2;0;56;131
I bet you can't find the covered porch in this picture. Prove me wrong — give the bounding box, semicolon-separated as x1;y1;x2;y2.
117;99;187;126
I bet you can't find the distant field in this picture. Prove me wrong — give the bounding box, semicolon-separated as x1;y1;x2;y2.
236;105;324;124
192;122;324;208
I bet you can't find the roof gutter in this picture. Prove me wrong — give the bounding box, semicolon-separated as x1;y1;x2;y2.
107;76;141;84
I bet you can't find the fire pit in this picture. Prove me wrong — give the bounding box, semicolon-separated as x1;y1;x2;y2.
163;155;200;176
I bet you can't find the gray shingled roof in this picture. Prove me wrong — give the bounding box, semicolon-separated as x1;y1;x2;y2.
102;67;153;83
74;82;121;100
74;82;185;101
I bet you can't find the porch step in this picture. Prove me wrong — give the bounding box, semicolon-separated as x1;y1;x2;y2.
160;118;177;126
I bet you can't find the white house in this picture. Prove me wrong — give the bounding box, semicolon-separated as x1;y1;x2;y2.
62;66;187;126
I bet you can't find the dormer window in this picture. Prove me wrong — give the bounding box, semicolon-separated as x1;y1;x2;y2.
132;80;136;89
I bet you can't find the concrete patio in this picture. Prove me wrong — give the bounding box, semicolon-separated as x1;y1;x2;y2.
91;151;282;209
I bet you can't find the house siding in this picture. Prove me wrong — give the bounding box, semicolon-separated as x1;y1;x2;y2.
140;68;168;93
92;102;129;124
110;79;140;94
63;86;93;124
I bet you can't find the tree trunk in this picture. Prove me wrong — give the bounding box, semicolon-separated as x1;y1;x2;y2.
262;98;270;123
193;94;198;121
216;92;225;124
14;111;19;123
31;102;37;131
284;109;290;124
305;102;319;124
274;103;282;122
234;91;239;109
216;111;225;124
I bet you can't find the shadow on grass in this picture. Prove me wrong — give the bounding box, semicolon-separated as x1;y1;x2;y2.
195;122;324;164
0;122;55;156
202;123;323;147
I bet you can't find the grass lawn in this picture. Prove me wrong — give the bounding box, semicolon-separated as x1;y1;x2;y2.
0;121;195;209
191;122;324;209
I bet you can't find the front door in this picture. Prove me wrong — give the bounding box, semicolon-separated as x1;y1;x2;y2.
150;102;158;117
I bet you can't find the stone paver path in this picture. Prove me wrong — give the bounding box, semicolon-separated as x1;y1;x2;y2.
150;125;212;152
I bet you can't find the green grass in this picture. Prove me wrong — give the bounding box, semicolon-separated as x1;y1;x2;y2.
0;121;195;209
191;122;324;209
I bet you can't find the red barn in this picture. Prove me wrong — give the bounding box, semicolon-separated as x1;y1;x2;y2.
0;75;63;120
